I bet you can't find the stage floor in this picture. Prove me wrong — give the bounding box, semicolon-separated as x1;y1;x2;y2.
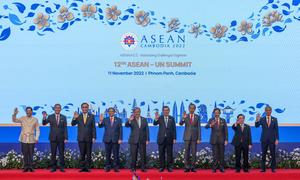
0;169;300;180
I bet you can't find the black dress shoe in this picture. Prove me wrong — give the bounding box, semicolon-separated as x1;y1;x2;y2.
50;168;56;172
60;169;65;172
114;168;120;172
191;168;197;172
167;168;173;172
260;169;266;172
212;169;217;173
159;168;165;172
23;168;29;172
243;169;249;173
236;169;240;173
29;168;34;172
184;168;190;172
85;169;91;172
141;169;147;172
220;169;225;173
79;169;85;172
272;169;276;173
105;168;110;172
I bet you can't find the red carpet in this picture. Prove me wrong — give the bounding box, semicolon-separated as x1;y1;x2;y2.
0;169;300;180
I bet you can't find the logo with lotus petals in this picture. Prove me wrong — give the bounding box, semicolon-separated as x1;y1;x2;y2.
121;32;138;50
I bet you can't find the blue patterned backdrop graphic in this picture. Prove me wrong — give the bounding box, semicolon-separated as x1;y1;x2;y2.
19;98;286;125
0;0;300;42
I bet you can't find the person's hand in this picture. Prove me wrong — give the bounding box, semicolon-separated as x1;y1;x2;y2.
249;145;252;149
129;115;134;121
173;139;176;144
197;140;201;144
13;108;18;115
146;141;149;145
256;113;261;122
155;111;159;120
99;113;104;122
224;140;228;146
73;111;79;119
92;138;96;143
275;140;279;145
118;140;122;144
183;111;187;119
64;139;68;144
42;111;47;119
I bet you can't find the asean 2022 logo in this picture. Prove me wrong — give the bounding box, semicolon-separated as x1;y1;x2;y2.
121;32;138;50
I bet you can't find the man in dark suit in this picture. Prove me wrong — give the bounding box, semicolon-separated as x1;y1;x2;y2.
42;104;68;172
153;106;176;172
98;107;123;172
72;103;96;172
255;106;279;173
179;103;201;172
205;108;228;173
125;107;149;172
231;114;252;173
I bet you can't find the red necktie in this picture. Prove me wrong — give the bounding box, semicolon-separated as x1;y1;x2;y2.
190;114;194;124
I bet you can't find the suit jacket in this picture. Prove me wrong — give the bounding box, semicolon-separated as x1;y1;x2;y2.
179;114;201;141
255;116;279;143
153;115;176;145
205;117;228;144
231;123;252;146
125;117;149;144
42;114;68;142
71;113;96;142
98;116;123;143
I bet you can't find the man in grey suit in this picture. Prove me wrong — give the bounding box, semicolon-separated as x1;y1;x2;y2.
255;106;279;173
205;108;228;173
125;107;149;172
179;103;201;172
71;103;96;172
98;107;123;172
42;104;68;172
153;106;176;172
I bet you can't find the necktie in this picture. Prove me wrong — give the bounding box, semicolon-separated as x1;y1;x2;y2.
189;114;193;124
267;116;271;127
138;118;141;128
110;117;114;127
83;114;87;124
165;116;168;126
241;124;244;132
216;118;220;127
56;114;59;125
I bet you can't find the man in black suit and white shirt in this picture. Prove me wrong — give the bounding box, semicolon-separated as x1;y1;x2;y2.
42;104;68;172
231;114;252;173
71;103;96;172
255;106;279;173
125;107;149;172
154;106;176;172
98;107;123;172
205;108;228;173
179;103;201;172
